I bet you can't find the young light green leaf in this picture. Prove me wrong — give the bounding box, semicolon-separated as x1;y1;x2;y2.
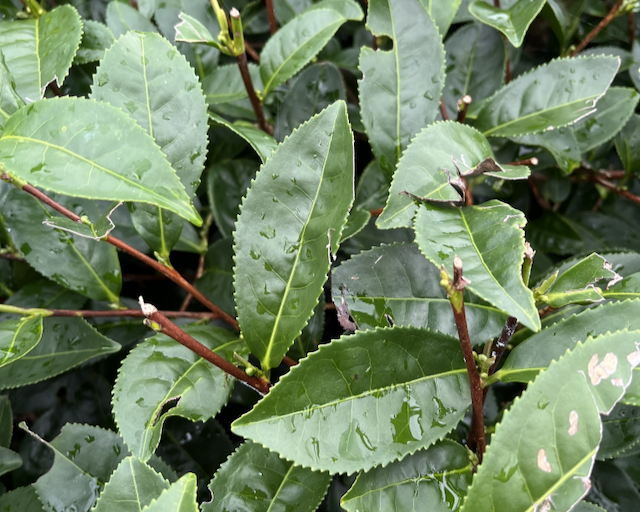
0;5;82;102
420;0;464;35
202;63;263;105
93;456;169;512
0;98;201;225
360;0;445;181
260;7;362;98
474;56;620;137
511;127;581;174
142;473;198;512
209;113;277;163
414;200;540;331
113;324;245;461
106;1;158;38
442;23;506;120
0;317;121;390
233;101;354;372
232;327;471;473
332;243;507;343
0;50;24;132
573;87;639;153
3;189;122;303
0;486;43;512
341;440;472;512
469;0;546;47
174;12;223;50
461;330;640;512
377;122;528;229
202;440;331;512
615;114;640;176
75;21;115;65
0;315;42;368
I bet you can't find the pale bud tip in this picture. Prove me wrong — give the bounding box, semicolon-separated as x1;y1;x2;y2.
138;296;158;317
230;7;240;17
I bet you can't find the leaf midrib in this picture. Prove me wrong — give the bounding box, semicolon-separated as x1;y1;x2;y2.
0;317;34;366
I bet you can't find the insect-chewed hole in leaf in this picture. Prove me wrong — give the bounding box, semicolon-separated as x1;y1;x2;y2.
153;397;181;426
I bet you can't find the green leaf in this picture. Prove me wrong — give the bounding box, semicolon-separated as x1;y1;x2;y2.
598;404;640;460
0;486;43;512
498;300;640;383
332;243;508;343
420;0;464;35
127;204;184;259
615;114;640;176
232;326;471;473
0;317;121;390
604;271;640;300
273;0;312;25
113;324;245;461
0;446;22;477
354;160;389;211
0;278;86;317
93;456;169;512
174;12;223;51
202;63;262;105
2;189;122;303
442;23;506;120
0;5;82;102
142;473;198;512
474;56;620;137
233;101;354;371
341;440;472;511
573;86;640;153
469;0;546;47
202;440;331;512
209;113;277;163
260;6;362;98
0;395;12;447
0;97;201;225
511;127;582;175
461;330;640;512
75;21;115;65
195;238;236;317
340;208;371;242
42;201;120;240
0;315;42;368
414;200;540;331
106;1;158;39
359;0;445;181
288;294;325;360
0;50;24;132
377;121;528;229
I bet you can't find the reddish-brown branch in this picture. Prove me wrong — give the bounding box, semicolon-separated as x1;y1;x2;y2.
587;173;640;205
0;253;24;261
488;316;518;376
506;157;538;167
245;41;261;63
22;308;223;319
370;208;383;217
236;52;271;134
179;252;206;312
570;0;624;57
528;176;552;210
439;98;449;121
456;95;472;124
265;0;277;35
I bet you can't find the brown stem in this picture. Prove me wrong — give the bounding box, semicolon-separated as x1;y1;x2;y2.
14;308;223;319
505;53;512;84
629;12;635;49
47;82;62;97
439;98;449;121
245;41;261;63
456;95;472;124
570;0;624;56
140;301;270;395
0;253;24;261
587;173;640;205
236;52;271;134
528;176;552;210
506;157;538;167
265;0;277;35
538;305;556;318
129;0;138;8
370;207;383;217
488;316;518;376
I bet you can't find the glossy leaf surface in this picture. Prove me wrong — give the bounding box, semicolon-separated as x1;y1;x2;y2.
106;1;158;38
0;98;201;224
469;0;546;47
76;21;115;65
360;0;445;181
0;315;42;368
598;404;640;460
0;50;24;132
474;56;620;137
615;114;640;175
0;5;82;102
143;473;198;512
462;330;640;512
209;113;277;163
113;324;244;461
174;12;222;51
512;127;581;174
421;0;464;35
233;327;470;473
0;446;21;477
203;440;331;512
233;102;354;371
414;200;540;331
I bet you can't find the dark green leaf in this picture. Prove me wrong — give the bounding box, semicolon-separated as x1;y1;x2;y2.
202;63;262;105
233;102;354;371
0;50;24;132
354;160;388;211
360;0;445;181
0;279;86;318
75;21;114;65
598;403;640;460
469;0;546;47
420;0;464;35
0;486;43;511
209;113;278;163
195;238;236;318
0;315;42;368
233;327;470;473
106;1;158;38
202;440;331;512
527;211;585;255
273;0;312;25
615;114;640;176
288;294;325;360
0;446;22;477
0;395;12;447
340;208;371;242
511;127;582;174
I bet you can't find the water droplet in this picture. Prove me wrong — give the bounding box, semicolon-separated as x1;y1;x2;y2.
260;227;276;239
423;91;434;100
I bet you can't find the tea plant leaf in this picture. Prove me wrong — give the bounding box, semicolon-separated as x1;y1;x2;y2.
93;456;169;512
474;56;620;137
91;32;208;258
202;440;331;512
420;0;464;35
359;0;445;181
113;324;245;461
0;97;201;225
106;1;157;39
332;243;507;343
0;51;24;132
288;294;325;361
75;21;115;65
0;315;42;368
142;473;198;512
615;114;640;176
341;440;472;511
461;330;640;512
604;272;640;301
0;487;42;511
233;102;354;372
0;395;11;447
598;404;640;460
442;22;505;120
3;189;122;303
209;113;277;163
0;445;21;477
202;63;262;105
174;12;223;51
340;208;370;242
573;87;639;153
232;327;471;473
0;5;82;102
511;127;581;174
0;317;121;390
414;200;540;331
195;238;236;317
498;300;640;383
377;122;528;229
469;0;546;47
260;5;363;98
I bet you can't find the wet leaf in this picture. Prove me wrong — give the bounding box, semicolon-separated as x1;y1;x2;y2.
414;200;540;331
420;0;464;35
469;0;546;47
0;50;24;133
0;5;82;102
202;440;331;512
232;327;471;474
341;440;472;512
288;294;325;360
209;113;278;164
474;56;620;137
233;102;354;372
0;315;42;368
511;127;582;174
615;114;640;176
359;0;445;181
106;1;157;39
202;63;262;105
462;330;640;512
142;473;198;512
113;324;245;461
75;21;114;65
